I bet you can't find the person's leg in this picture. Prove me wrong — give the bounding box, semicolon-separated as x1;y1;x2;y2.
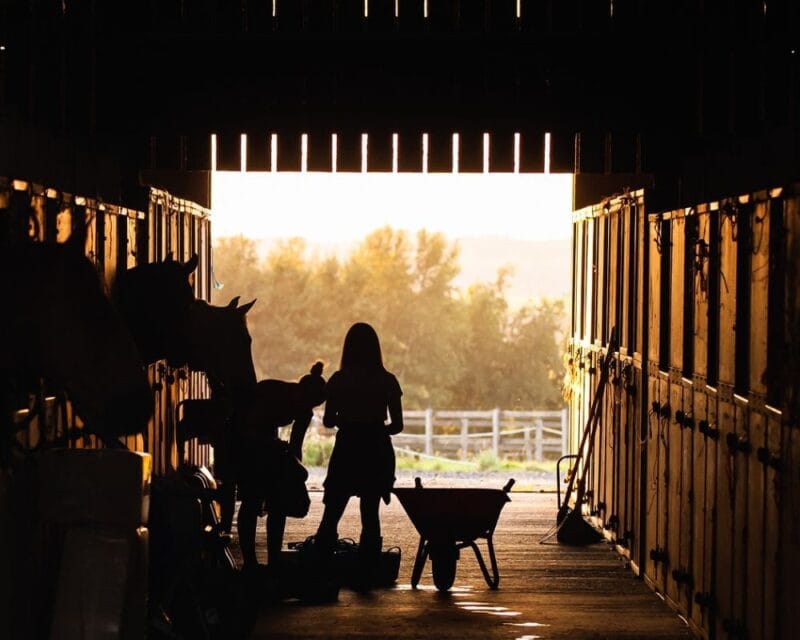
237;495;260;568
266;511;286;566
354;495;382;590
316;493;348;544
359;495;381;544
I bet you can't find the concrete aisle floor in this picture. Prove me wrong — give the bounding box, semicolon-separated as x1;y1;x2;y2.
237;489;691;640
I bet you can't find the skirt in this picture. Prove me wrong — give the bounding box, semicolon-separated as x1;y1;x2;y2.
323;423;395;503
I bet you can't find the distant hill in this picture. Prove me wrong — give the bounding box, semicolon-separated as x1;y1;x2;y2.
249;234;571;308
454;236;571;306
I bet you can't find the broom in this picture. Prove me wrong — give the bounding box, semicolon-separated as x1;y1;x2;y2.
556;327;618;545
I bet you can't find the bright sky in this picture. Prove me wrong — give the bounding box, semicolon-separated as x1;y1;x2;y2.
210;171;574;242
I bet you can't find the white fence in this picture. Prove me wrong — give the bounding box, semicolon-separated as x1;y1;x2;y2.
298;408;568;463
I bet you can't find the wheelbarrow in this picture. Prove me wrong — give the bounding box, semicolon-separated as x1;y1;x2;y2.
393;478;514;591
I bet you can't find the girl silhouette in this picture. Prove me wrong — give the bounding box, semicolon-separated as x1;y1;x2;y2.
315;322;403;577
237;361;327;570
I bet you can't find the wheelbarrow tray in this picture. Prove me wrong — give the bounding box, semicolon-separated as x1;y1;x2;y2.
393;486;511;590
393;488;510;542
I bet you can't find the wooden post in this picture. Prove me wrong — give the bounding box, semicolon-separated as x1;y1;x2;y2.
424;408;433;456
492;408;500;457
461;417;469;460
535;418;544;462
523;420;532;461
561;408;568;455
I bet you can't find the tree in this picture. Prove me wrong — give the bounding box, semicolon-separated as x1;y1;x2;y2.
449;268;513;409
211;235;261;305
504;298;567;408
210;228;567;409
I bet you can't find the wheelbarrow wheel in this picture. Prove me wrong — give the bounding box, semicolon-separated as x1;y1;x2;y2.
430;543;458;591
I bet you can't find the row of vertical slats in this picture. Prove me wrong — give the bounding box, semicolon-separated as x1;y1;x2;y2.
124;0;622;35
118;0;798;37
569;185;799;640
151;130;650;175
214;131;556;173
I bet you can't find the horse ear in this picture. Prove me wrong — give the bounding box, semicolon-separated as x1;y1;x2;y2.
183;254;199;275
237;299;256;315
227;296;241;308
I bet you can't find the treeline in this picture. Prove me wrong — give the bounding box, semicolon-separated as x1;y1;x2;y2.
211;227;566;410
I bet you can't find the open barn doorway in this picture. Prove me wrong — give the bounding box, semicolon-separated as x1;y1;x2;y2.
209;132;573;490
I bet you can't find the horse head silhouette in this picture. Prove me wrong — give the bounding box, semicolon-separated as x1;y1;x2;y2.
113;253;199;365
182;296;258;403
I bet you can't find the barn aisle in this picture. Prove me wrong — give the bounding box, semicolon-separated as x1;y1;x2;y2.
240;491;690;640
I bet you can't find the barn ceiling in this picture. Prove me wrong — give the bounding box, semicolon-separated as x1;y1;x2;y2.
0;1;798;200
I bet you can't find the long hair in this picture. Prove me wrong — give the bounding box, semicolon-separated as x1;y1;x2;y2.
340;322;384;371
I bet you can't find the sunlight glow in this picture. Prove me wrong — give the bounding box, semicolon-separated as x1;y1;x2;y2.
331;134;338;173
422;134;429;173
240;134;247;172
211;171;573;244
392;133;399;173
270;134;277;172
301;134;308;173
483;133;490;173
514;133;521;173
210;134;217;172
452;134;459;173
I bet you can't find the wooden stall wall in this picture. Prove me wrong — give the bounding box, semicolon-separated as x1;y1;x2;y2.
779;189;800;640
570;184;800;639
568;190;648;572
146;188;213;475
1;178;213;477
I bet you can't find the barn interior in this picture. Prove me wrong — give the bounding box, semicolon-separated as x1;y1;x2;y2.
1;2;798;639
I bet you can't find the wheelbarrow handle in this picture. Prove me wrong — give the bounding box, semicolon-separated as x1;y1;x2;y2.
502;479;515;493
